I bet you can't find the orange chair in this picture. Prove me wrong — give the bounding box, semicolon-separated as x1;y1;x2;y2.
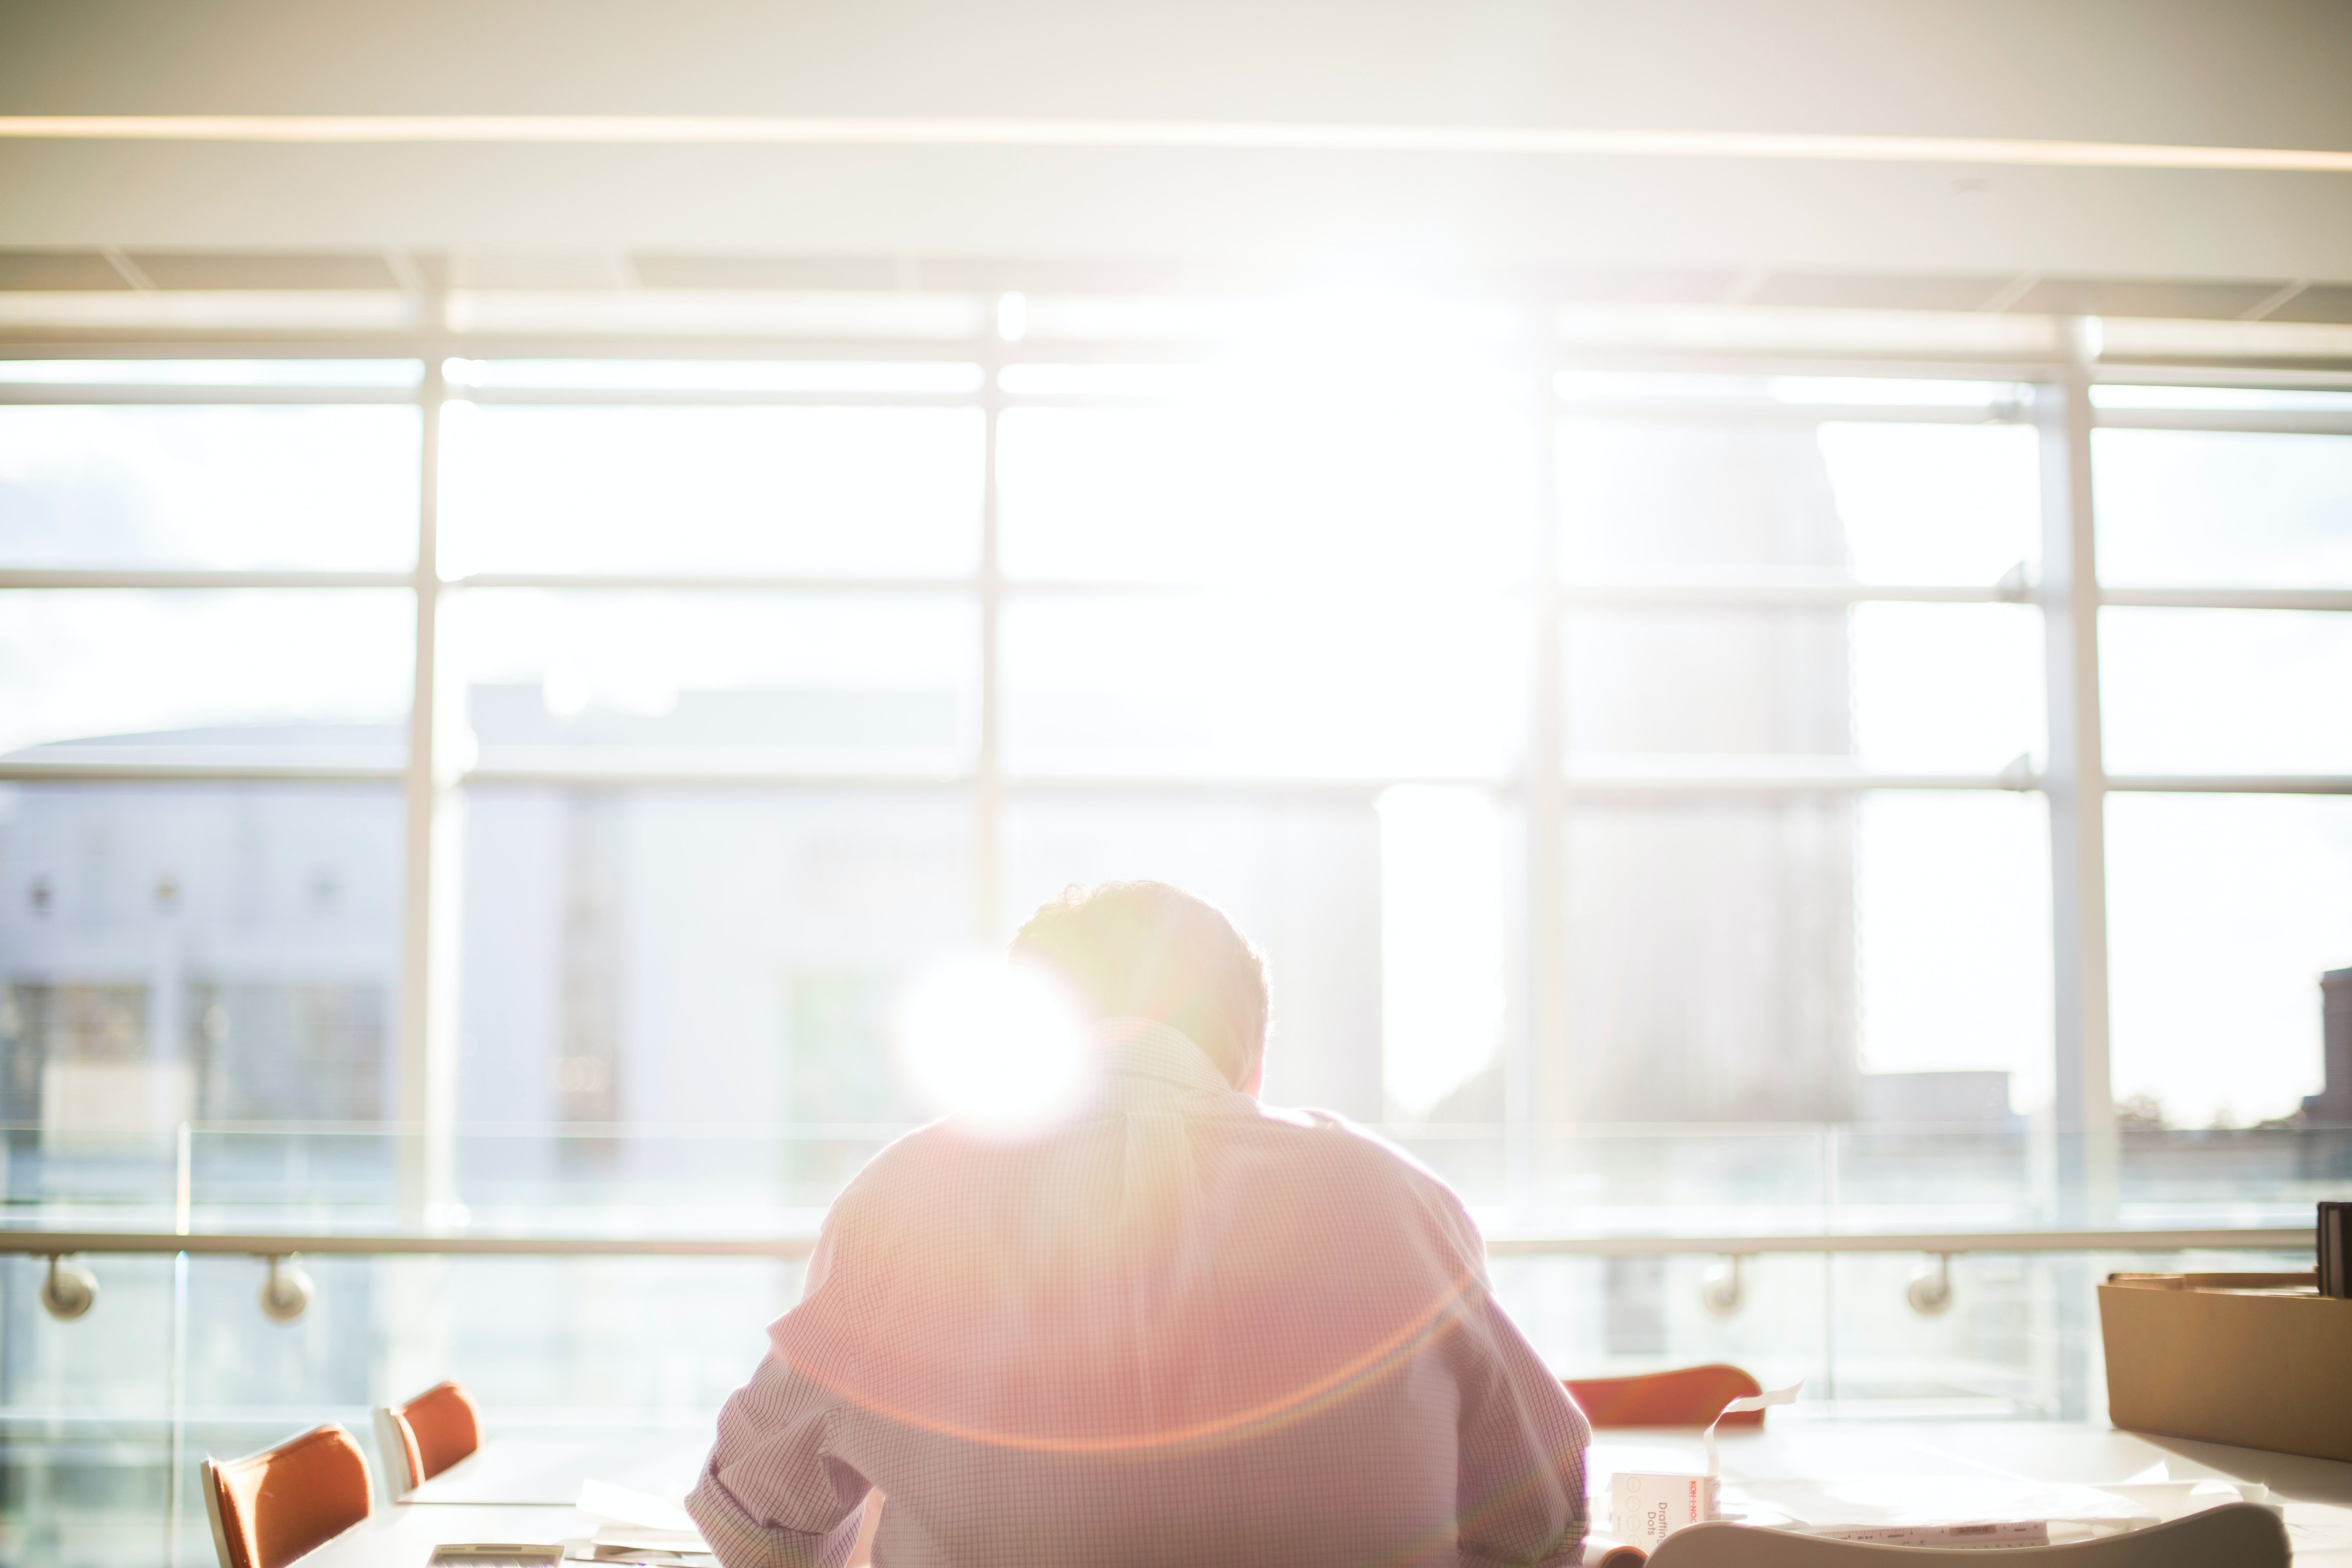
1564;1364;1766;1428
200;1424;373;1568
373;1379;483;1498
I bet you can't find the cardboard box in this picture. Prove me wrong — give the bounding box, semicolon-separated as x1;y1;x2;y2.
2099;1272;2352;1461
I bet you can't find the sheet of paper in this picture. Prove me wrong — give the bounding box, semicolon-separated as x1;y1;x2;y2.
564;1544;718;1566
1723;1475;2160;1532
591;1529;706;1549
576;1480;699;1535
1813;1521;2050;1549
1703;1382;1802;1476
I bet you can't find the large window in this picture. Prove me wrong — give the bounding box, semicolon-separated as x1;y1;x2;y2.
5;343;2348;1164
2091;391;2352;1129
1;316;2346;1465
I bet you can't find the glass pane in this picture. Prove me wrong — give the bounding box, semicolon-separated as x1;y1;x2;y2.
997;409;1192;581
1566;604;2042;770
1818;423;2040;584
2093;385;2352;413
1557;371;2027;410
1563;419;2037;584
0;1252;176;1559
450;359;981;394
439;403;982;577
1380;786;1511;1123
0;359;422;387
1492;1250;1824;1396
441;590;977;776
0;782;403;1152
2096;428;2352;587
457;786;970;1212
1002;794;1386;1125
2101;608;2352;774
1565;794;2049;1130
999;375;1537;586
1855;793;2051;1110
1850;604;2044;771
0;405;420;567
0;590;413;759
1565;799;1860;1122
2107;794;2352;1131
1003;592;1528;778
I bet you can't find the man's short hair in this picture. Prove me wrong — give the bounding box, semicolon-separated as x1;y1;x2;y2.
1011;881;1269;1088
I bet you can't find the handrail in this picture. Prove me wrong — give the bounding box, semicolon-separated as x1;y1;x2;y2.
1482;1227;2310;1257
0;1226;2309;1260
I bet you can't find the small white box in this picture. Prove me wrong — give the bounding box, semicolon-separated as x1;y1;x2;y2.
1610;1472;1719;1548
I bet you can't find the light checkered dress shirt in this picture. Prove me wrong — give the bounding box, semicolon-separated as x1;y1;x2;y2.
688;1021;1590;1568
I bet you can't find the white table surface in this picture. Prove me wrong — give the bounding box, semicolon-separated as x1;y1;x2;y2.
299;1505;592;1568
300;1421;2352;1565
1605;1421;2352;1564
404;1429;713;1507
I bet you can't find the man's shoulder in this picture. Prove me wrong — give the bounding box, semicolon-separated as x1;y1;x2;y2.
1246;1102;1469;1207
833;1116;980;1198
829;1101;1481;1252
1234;1105;1490;1275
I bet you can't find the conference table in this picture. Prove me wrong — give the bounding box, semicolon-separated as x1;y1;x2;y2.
297;1419;2352;1565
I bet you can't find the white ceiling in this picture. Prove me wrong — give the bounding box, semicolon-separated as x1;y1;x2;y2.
3;0;2350;280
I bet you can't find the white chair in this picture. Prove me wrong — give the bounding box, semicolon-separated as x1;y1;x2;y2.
1644;1501;2287;1566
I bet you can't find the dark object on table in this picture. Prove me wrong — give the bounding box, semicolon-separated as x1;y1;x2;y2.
2323;1201;2352;1299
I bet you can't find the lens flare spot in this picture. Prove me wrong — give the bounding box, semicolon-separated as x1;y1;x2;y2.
895;953;1093;1135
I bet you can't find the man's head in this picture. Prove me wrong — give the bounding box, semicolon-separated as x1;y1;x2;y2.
1011;881;1269;1092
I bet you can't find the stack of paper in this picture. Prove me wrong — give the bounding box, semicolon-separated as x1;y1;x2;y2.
1719;1473;2247;1545
571;1481;715;1566
574;1530;714;1566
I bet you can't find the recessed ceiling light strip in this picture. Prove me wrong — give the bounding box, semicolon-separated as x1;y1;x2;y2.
0;116;2347;171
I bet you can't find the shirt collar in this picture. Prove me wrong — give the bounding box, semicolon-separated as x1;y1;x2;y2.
1094;1017;1236;1096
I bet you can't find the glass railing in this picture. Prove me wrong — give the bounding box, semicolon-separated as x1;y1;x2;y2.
0;1119;2331;1566
12;1120;2344;1237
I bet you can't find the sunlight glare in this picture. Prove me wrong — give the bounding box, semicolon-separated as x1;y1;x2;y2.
895;952;1095;1135
1379;786;1507;1119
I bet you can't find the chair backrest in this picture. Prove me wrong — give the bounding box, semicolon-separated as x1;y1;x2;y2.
375;1379;482;1495
1564;1364;1765;1428
199;1423;373;1568
1646;1502;2290;1567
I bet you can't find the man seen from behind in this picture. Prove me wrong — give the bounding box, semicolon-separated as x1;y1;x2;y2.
689;880;1590;1567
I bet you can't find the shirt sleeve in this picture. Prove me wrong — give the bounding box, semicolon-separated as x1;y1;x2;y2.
1424;1186;1592;1567
686;1227;875;1568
